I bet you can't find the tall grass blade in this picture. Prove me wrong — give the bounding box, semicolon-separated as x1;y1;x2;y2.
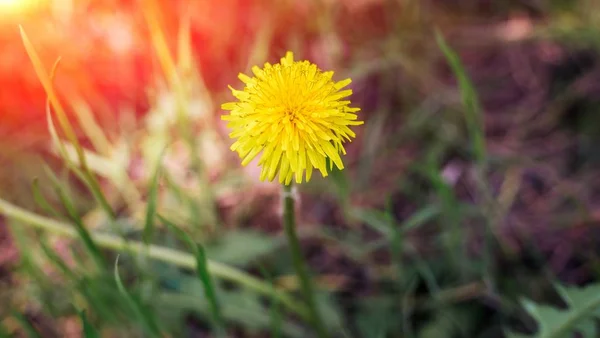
69;97;112;156
22;28;115;220
46;100;116;220
161;215;225;335
435;31;486;163
32;178;62;219
78;310;100;338
143;1;179;87
436;30;497;285
44;166;106;269
401;205;440;232
143;152;163;245
20;27;82;164
144;0;220;231
177;3;192;74
114;256;162;337
257;264;282;338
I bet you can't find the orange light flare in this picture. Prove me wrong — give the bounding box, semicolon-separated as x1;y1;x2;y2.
0;0;46;17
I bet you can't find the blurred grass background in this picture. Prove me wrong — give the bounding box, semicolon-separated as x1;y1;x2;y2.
2;0;600;337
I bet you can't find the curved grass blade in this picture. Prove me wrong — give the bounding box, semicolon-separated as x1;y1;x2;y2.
20;27;80;160
23;31;115;222
46;98;115;220
114;256;162;337
21;27;114;217
160;215;225;336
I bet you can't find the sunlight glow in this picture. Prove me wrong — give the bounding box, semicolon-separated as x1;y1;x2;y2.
0;0;43;15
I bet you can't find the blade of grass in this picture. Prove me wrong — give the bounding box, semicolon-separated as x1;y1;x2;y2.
401;205;440;232
143;1;180;88
75;276;120;324
20;28;91;177
353;204;439;238
413;158;471;282
143;151;164;245
44;166;106;269
161;215;225;336
0;197;308;320
21;28;94;192
144;1;220;231
114;256;162;337
114;255;161;337
11;313;42;338
22;28;115;220
177;3;212;107
435;30;498;287
40;239;78;280
8;220;48;287
20;25;74;149
257;263;283;338
32;177;63;219
397;206;441;295
44;57;69;160
69;97;112;157
78;310;100;338
46;88;116;220
435;31;485;164
49;99;140;212
354;203;441;293
177;3;193;75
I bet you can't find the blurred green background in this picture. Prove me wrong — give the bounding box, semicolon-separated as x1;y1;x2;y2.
2;0;600;337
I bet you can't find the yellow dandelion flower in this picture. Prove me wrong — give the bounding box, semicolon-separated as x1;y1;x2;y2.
221;51;363;185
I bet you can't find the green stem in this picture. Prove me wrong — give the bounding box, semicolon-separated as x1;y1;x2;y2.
0;197;308;320
282;183;329;338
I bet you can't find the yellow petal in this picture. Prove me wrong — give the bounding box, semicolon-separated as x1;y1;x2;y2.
238;73;253;84
334;78;351;89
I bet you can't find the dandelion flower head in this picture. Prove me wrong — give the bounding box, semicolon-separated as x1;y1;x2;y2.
221;52;363;185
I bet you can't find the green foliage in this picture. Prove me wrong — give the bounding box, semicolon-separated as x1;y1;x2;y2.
435;30;485;163
78;310;100;338
162;216;225;336
114;257;163;337
507;283;600;338
203;230;282;267
0;323;8;338
143;151;163;245
355;297;400;338
12;312;42;338
44;167;106;269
